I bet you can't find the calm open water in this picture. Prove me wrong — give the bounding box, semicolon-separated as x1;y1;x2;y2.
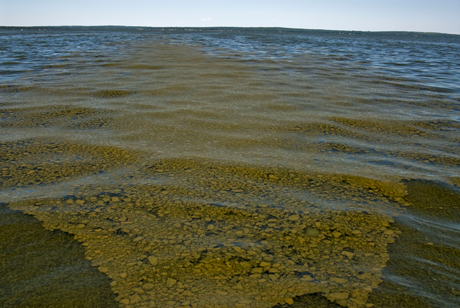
1;27;460;308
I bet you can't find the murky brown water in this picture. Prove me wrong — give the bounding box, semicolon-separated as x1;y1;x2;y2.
1;28;459;308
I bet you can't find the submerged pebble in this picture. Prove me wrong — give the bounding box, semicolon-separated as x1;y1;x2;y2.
6;158;401;308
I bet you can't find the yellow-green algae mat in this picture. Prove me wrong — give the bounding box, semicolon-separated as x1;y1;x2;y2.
2;143;410;308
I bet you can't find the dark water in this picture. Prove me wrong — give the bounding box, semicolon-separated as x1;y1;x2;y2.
0;27;459;308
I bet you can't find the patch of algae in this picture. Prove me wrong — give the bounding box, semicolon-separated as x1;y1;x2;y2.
317;142;368;155
100;63;122;67
273;293;343;307
0;139;137;188
396;152;460;167
98;62;165;70
125;64;165;70
0;106;107;128
5;157;403;308
329;117;431;137
281;117;458;150
452;177;460;188
0;85;37;93
93;90;136;98
343;176;409;205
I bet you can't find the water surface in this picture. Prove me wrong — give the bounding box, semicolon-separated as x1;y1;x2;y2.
1;27;459;308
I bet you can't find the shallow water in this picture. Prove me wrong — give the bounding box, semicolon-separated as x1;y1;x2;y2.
1;27;459;308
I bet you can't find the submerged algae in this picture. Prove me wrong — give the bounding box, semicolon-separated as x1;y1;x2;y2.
4;151;404;308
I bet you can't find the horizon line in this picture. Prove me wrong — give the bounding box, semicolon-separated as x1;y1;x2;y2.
1;25;459;36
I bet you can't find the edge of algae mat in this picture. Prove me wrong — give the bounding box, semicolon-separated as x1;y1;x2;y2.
0;202;118;308
367;179;460;308
4;158;410;308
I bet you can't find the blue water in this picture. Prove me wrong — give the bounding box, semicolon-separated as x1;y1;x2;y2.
2;28;460;94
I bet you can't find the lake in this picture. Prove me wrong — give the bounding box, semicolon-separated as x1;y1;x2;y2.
1;27;459;308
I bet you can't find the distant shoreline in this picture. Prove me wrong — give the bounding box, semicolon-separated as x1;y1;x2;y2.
1;25;458;37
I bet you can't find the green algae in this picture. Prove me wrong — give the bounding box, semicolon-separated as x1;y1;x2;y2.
5;155;401;308
93;90;135;98
0;85;36;93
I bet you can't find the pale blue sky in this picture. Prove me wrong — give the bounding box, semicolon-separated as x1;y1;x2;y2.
1;0;459;34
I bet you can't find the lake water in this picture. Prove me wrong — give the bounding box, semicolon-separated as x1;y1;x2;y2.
1;27;459;308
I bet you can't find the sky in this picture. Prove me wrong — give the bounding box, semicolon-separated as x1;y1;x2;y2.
1;0;459;34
